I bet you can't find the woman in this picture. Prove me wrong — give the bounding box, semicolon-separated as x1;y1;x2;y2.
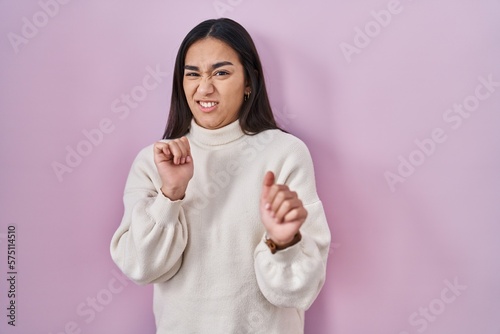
110;18;331;334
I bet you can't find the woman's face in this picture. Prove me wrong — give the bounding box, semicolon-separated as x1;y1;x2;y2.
183;37;250;130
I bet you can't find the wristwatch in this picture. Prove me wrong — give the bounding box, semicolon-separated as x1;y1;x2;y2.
264;232;302;254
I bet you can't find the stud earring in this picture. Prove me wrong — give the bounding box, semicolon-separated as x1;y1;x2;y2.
244;91;251;101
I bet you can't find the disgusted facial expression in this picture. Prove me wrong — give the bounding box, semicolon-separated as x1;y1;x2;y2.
183;37;250;130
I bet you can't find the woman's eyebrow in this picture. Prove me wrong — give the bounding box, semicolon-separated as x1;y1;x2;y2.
184;65;199;71
184;61;234;72
212;61;233;69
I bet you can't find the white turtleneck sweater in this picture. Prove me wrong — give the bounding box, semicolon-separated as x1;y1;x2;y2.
110;119;331;334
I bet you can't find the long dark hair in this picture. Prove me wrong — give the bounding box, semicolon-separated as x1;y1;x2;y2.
162;18;280;139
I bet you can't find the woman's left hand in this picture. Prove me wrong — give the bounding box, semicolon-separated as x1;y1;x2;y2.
260;171;308;246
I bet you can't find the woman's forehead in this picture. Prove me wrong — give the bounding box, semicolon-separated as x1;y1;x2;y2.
185;38;241;66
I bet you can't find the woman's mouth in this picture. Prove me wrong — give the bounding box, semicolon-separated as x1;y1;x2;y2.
198;101;219;113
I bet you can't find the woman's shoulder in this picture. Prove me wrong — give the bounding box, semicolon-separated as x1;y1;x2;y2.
255;128;310;153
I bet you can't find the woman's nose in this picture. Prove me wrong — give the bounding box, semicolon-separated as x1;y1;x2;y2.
197;76;214;96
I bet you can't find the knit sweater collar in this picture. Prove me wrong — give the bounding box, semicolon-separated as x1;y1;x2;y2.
189;118;245;146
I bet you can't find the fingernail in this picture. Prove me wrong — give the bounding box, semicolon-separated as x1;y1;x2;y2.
181;158;186;164
186;156;191;163
265;203;271;210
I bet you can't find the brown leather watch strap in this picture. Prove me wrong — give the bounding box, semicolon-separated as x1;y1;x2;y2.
264;232;302;254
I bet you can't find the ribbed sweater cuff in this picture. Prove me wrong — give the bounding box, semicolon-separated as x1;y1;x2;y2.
148;193;183;226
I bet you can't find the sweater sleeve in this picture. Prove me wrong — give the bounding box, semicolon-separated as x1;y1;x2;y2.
110;145;188;285
253;138;331;310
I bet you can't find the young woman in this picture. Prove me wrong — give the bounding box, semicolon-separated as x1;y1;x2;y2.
110;18;331;334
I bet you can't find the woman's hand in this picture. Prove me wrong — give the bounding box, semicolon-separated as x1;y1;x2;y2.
154;137;194;201
260;171;307;246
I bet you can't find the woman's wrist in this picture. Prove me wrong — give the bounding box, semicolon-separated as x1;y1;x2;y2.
160;186;185;201
264;232;302;254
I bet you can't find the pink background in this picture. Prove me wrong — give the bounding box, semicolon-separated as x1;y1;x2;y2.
1;0;500;333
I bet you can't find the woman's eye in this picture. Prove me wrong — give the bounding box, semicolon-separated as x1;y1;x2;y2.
185;72;200;77
214;71;229;76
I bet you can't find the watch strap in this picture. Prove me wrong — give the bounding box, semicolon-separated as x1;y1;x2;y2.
264;232;302;254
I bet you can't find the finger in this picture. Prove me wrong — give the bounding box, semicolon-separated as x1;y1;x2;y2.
154;142;172;162
272;192;298;221
162;146;171;159
166;141;185;165
266;185;292;212
261;171;275;205
174;137;192;164
154;142;167;154
179;136;191;155
178;136;192;164
283;203;307;224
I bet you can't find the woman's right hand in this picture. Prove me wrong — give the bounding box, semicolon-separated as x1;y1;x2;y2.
154;137;194;201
